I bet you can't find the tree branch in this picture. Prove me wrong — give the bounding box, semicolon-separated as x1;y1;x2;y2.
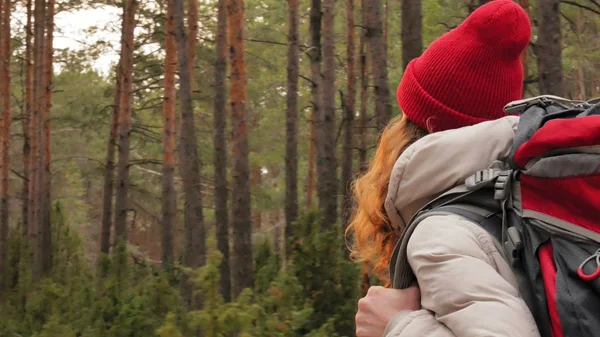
561;0;600;15
246;38;287;46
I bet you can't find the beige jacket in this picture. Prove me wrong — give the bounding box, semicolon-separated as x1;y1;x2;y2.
383;116;540;337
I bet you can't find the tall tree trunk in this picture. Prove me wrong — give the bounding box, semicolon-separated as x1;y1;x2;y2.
360;261;371;295
251;167;262;229
0;0;12;293
306;122;316;209
285;0;299;253
114;0;137;245
161;0;176;271
400;0;422;70
227;0;252;298
537;0;563;96
575;8;585;100
383;0;388;62
317;0;339;229
214;0;231;303
341;0;355;241
366;0;391;130
40;0;54;275
518;0;529;96
306;0;321;211
358;0;368;172
173;0;205;307
31;0;45;282
22;0;33;239
100;62;121;264
187;0;198;78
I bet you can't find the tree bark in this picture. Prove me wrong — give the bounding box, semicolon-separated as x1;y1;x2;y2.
0;0;12;293
401;0;422;70
341;0;356;241
251;167;262;229
161;0;177;271
187;0;198;78
114;0;137;244
366;0;391;130
575;7;585;99
173;0;206;307
306;121;316;209
306;0;321;211
227;0;253;298
285;0;299;252
318;0;338;229
22;0;33;239
214;0;231;303
31;0;45;282
383;0;388;62
518;0;529;96
40;0;54;276
358;0;368;172
100;62;121;263
537;0;563;96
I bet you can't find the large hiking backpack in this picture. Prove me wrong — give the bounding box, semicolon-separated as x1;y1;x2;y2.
389;95;600;337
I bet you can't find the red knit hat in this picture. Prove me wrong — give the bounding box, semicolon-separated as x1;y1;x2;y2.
397;0;531;132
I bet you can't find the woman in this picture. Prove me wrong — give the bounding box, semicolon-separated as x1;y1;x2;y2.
348;1;540;336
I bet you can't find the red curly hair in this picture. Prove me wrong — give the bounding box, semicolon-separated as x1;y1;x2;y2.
346;115;427;285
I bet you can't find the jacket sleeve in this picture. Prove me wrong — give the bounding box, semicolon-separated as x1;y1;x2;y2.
383;310;456;337
405;214;540;337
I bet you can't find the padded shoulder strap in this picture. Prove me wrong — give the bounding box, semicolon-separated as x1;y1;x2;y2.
390;201;504;289
434;204;503;242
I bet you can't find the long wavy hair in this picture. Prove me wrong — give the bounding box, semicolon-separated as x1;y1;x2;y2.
346;115;428;285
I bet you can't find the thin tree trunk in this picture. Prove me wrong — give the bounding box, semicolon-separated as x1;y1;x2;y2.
575;8;585;99
214;0;231;303
0;0;12;293
306;121;316;209
22;0;33;240
518;0;529;96
31;0;45;282
401;0;422;70
341;0;356;242
40;0;54;275
100;62;121;263
285;0;299;252
227;0;253;298
366;0;391;130
358;0;369;172
537;0;563;96
307;0;321;211
173;0;206;307
161;0;177;271
114;0;137;244
187;0;198;78
360;261;371;296
318;0;338;228
383;0;388;62
251;167;262;229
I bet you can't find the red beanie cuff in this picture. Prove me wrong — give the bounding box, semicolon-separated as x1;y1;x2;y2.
398;61;491;132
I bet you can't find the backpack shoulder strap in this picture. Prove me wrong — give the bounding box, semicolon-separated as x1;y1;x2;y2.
434;204;503;242
389;201;504;289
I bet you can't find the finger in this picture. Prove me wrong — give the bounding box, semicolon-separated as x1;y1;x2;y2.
366;285;384;296
357;297;369;312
